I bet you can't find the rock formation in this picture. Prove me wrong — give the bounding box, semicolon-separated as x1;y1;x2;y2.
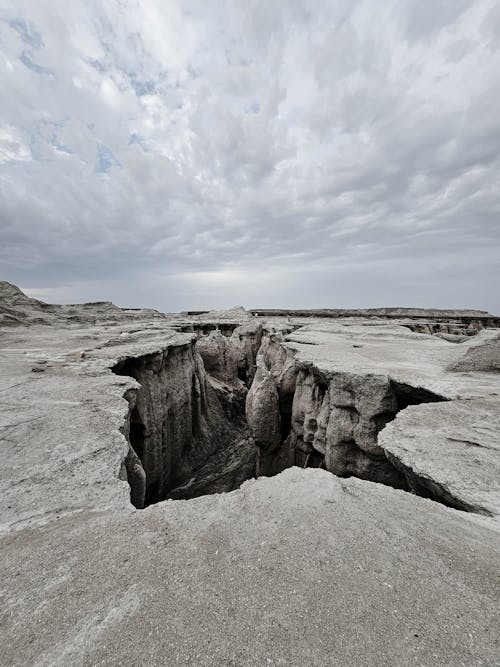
113;341;255;506
1;283;499;666
447;329;500;372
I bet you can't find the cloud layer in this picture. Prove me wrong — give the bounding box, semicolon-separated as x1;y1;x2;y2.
1;0;499;311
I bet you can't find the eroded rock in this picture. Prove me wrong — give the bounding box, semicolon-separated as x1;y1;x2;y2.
447;330;500;372
1;284;500;666
113;341;255;505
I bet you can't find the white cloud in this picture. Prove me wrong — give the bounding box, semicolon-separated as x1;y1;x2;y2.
0;125;32;162
0;0;499;312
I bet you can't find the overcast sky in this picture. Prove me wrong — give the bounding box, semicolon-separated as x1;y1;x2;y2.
1;1;499;312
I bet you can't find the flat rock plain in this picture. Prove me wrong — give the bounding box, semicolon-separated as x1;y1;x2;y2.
1;289;499;666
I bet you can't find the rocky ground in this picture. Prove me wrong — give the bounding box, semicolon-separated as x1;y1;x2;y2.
1;281;499;666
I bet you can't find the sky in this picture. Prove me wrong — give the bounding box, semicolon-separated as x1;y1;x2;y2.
0;0;499;313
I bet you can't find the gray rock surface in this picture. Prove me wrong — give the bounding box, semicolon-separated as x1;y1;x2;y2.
447;329;500;372
380;397;500;516
245;363;281;463
1;285;500;665
281;322;500;514
196;330;241;384
2;469;500;667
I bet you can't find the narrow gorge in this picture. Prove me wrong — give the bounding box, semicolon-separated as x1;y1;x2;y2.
112;321;476;513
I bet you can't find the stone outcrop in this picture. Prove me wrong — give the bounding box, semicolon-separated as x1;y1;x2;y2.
244;332;449;493
0;280;58;326
250;306;500;332
195;330;241;384
245;332;297;474
111;320;281;507
288;368;412;486
447;330;500;372
230;321;264;384
251;307;496;317
245;362;282;472
116;325;453;499
0;279;165;327
380;397;500;516
1;284;500;666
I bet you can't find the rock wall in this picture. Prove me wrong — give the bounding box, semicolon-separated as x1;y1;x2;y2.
287;369;448;489
195;321;263;386
245;335;447;491
246;332;298;475
113;340;255;507
402;319;489;337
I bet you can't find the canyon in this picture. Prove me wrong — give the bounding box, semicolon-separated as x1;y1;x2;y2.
1;281;499;666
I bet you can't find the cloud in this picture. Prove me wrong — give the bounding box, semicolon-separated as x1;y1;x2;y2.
8;16;43;49
396;0;471;41
0;0;499;312
0;125;32;162
19;48;53;75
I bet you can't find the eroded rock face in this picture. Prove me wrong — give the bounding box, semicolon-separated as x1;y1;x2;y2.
244;340;448;491
0;279;166;327
245;363;281;474
447;330;500;372
380;397;500;515
195;330;241;384
112;322;293;507
113;342;255;506
285;368;407;487
244;332;298;475
259;332;298;399
1;285;497;520
114;318;491;514
230;321;263;384
122;440;147;509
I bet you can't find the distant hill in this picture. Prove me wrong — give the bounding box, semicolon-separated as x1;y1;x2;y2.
249;307;496;320
0;281;165;327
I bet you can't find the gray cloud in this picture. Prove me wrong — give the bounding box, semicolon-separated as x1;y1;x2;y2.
398;0;471;40
0;0;499;312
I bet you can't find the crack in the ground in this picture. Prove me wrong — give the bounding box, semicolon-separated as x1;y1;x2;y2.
112;325;480;516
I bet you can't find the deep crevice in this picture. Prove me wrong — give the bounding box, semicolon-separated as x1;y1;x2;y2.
113;329;482;516
113;345;256;508
391;380;446;410
129;407;145;462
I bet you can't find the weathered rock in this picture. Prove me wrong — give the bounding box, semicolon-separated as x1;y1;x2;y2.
2;469;500;667
230;321;263;384
123;441;146;509
245;332;299;473
447;330;500;372
1;284;500;666
286;368;405;486
195;329;241;384
245;364;281;454
436;332;469;343
0;279;166;327
113;342;255;504
380;397;500;516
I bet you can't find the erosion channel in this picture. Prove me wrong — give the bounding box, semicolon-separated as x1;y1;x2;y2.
112;322;470;513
